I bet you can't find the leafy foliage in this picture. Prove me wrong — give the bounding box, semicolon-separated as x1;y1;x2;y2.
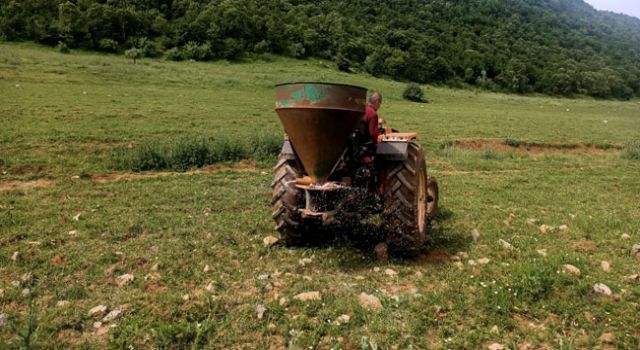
1;0;639;99
402;84;426;102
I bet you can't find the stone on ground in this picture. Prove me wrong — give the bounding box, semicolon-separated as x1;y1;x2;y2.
471;229;481;241
593;283;612;296
294;291;321;302
358;292;383;310
102;309;122;322
116;273;134;287
562;264;581;276
601;261;611;272
498;239;513;250
263;236;279;246
88;305;107;317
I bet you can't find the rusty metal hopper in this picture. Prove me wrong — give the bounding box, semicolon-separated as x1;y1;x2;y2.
275;82;367;183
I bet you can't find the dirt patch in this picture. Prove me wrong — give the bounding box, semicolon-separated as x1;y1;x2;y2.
0;178;54;192
452;138;620;155
573;239;598;251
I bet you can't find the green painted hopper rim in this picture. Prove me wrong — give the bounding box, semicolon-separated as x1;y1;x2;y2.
274;81;366;90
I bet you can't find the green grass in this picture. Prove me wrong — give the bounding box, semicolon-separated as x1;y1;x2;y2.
1;43;639;349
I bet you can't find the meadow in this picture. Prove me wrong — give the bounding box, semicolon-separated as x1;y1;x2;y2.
1;43;639;349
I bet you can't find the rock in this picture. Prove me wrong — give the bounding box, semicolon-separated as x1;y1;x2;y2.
539;224;554;234
384;268;398;276
68;230;78;236
453;261;464;270
116;274;134;287
0;289;4;298
256;304;266;319
21;272;33;282
298;257;313;266
569;214;576;220
373;267;380;272
0;313;6;328
88;305;107;317
11;251;19;261
632;244;640;257
57;300;70;307
621;233;631;240
150;263;160;271
526;218;537;226
73;213;81;221
624;274;639;282
601;261;611;272
488;343;505;350
599;333;615;344
294;291;321;302
374;243;388;260
456;252;469;259
562;264;581;276
337;314;351;324
468;259;477;266
93;321;102;329
498;239;513;250
257;273;269;280
263;236;279;246
203;265;211;273
477;258;491;265
471;229;481;242
358;292;383;310
559;225;569;233
536;249;548;257
182;294;190;301
279;297;289;306
205;282;215;292
593;283;612;296
21;289;30;297
102;309;122;322
490;325;499;334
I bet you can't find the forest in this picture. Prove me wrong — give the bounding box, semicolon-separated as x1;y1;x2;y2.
1;0;640;99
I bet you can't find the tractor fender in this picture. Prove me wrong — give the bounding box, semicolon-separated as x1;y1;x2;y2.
376;141;409;161
279;139;297;160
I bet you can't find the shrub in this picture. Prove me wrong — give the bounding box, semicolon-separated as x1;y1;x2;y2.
184;42;211;61
164;47;187;61
247;133;281;162
170;136;211;171
335;53;351;72
402;83;426;102
56;41;70;54
253;40;269;54
98;38;119;52
208;137;247;163
622;140;640;160
287;43;306;58
125;48;142;63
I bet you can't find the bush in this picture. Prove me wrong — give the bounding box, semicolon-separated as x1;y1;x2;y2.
253;40;269;54
164;47;187;61
170;136;211;171
56;41;70;53
184;42;211;61
247;133;281;161
287;43;306;58
125;48;142;63
98;38;119;52
335;53;351;72
622;140;640;160
402;83;426;102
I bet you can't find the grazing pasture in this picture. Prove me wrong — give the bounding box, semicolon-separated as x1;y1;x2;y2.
1;43;639;349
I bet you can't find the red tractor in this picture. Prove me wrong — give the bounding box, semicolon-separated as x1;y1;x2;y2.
272;82;439;255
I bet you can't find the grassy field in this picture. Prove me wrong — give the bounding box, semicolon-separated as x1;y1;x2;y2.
1;43;639;349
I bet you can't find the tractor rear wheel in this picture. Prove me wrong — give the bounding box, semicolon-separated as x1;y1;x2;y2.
271;155;305;244
382;143;431;256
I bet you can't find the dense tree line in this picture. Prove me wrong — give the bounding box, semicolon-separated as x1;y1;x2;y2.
2;0;639;99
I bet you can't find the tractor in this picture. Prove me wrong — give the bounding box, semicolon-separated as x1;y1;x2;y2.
271;82;439;256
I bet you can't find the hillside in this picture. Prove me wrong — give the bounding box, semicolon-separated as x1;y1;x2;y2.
1;0;640;99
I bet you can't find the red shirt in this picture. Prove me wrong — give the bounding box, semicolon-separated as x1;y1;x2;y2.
363;105;379;143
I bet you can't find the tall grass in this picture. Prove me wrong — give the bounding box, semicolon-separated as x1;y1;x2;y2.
111;133;282;171
622;140;640;160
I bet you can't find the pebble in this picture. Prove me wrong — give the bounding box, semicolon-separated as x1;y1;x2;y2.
182;294;190;301
599;333;615;344
601;261;611;272
539;224;554;234
337;314;351;324
298;257;313;266
624;274;639;282
456;252;469;259
468;260;477;266
593;283;612;296
150;263;160;271
373;267;380;272
0;289;3;298
294;291;321;302
384;268;397;276
279;297;289;306
11;252;19;261
498;239;513;250
536;249;548;257
358;292;383;310
632;244;640;257
559;225;569;233
73;213;81;221
88;305;107;317
21;272;33;282
21;288;30;297
526;218;537;226
477;258;491;265
56;300;70;307
102;309;122;322
263;236;279;246
453;261;464;270
93;321;102;329
0;313;6;327
116;274;134;287
471;229;481;241
562;264;581;276
203;265;211;273
621;233;631;240
256;304;266;319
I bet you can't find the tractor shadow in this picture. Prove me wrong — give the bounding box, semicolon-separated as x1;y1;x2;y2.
283;205;472;270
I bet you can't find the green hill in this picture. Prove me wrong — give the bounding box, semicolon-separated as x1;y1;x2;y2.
1;0;639;99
